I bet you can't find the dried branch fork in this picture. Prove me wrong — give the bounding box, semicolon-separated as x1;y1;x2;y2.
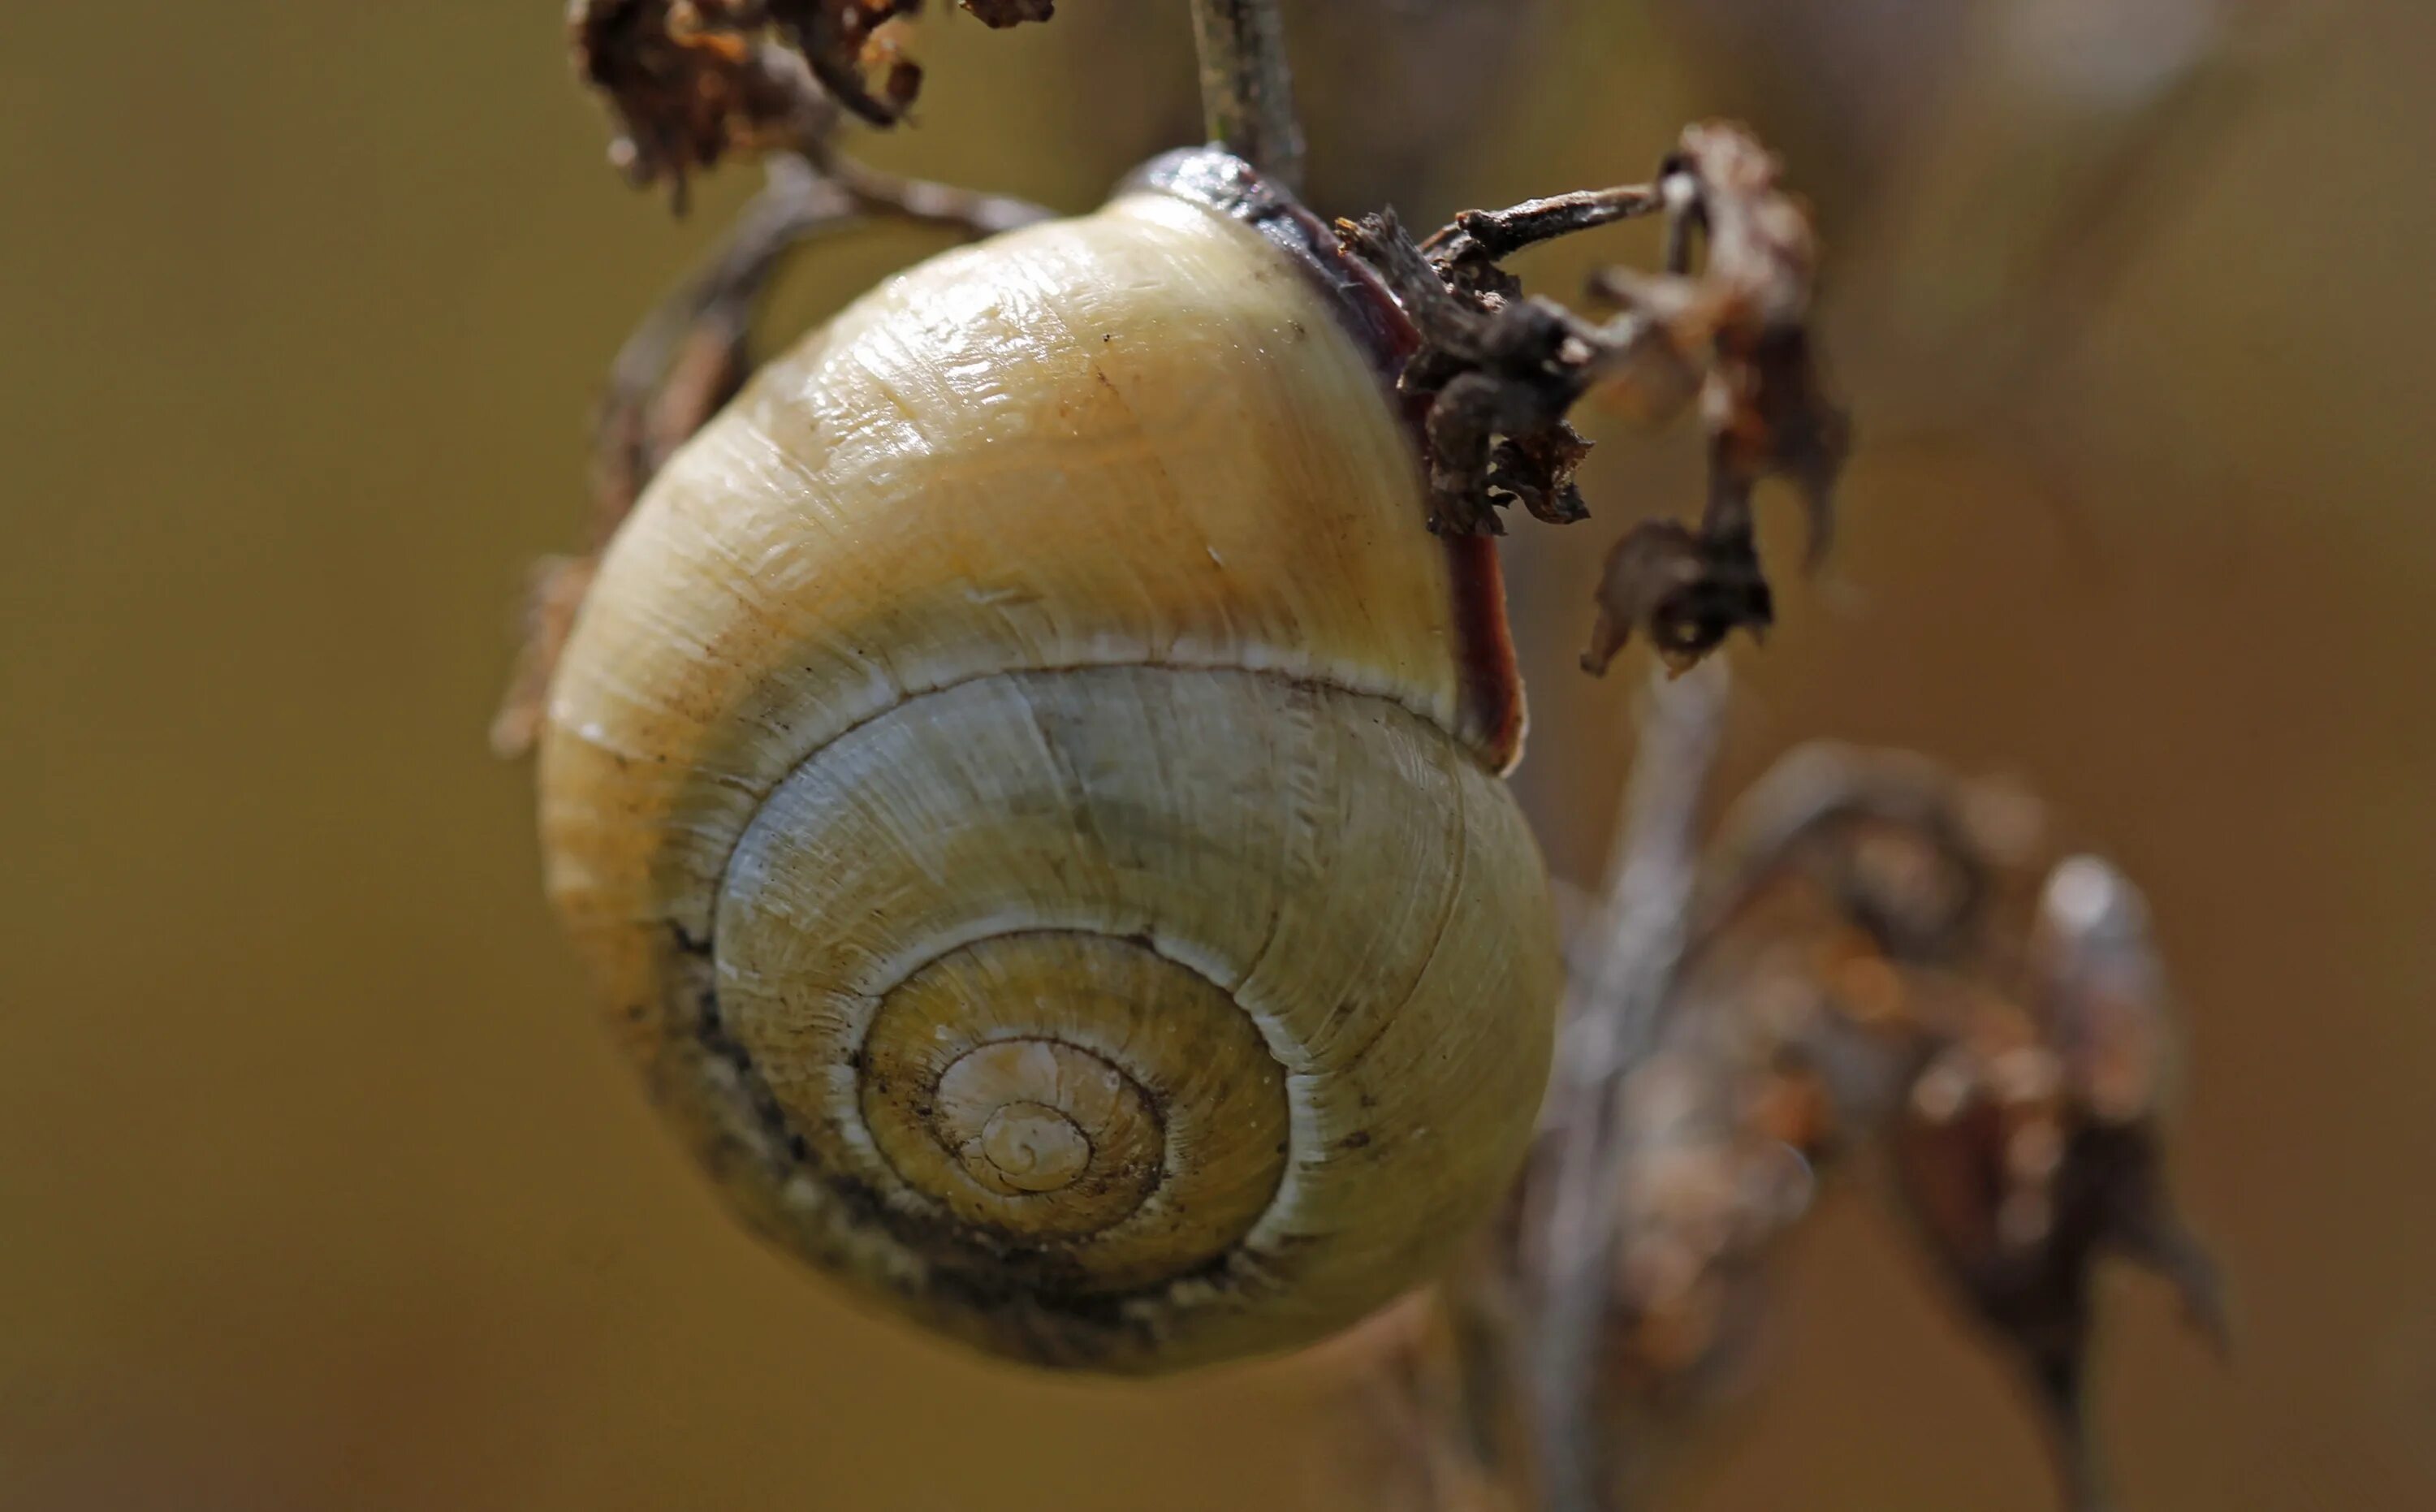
1376;740;2222;1512
1338;123;1851;676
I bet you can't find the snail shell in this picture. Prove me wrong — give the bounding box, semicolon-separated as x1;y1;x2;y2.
537;149;1561;1372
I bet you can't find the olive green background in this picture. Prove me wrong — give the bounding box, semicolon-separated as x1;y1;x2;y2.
3;3;2430;1509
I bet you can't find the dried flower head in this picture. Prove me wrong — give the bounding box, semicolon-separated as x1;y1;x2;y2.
568;0;1056;204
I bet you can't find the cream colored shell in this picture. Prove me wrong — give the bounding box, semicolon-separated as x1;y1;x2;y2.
538;175;1561;1371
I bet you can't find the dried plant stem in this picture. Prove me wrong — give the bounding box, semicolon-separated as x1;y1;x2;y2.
587;153;1052;546
1421;184;1665;265
1188;0;1306;192
820;153;1057;237
1527;659;1732;1512
493;153;1051;758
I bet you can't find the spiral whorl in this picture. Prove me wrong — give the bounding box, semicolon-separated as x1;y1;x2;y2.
842;930;1289;1291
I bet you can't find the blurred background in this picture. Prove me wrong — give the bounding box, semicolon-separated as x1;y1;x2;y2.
3;2;2430;1508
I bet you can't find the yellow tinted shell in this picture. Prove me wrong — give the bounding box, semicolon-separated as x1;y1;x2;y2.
538;153;1561;1371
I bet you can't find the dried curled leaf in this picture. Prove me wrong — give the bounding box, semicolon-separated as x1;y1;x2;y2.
1587;124;1851;671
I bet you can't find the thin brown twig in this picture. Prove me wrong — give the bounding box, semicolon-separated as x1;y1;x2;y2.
1188;0;1307;192
1420;184;1666;265
490;150;1052;758
506;3;1061;761
1525;659;1732;1512
581;152;1050;551
585;158;853;543
818;153;1057;237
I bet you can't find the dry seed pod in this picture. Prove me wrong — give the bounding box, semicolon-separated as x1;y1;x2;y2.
535;149;1563;1372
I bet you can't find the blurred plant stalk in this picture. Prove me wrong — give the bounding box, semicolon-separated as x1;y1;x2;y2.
1189;0;1305;192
